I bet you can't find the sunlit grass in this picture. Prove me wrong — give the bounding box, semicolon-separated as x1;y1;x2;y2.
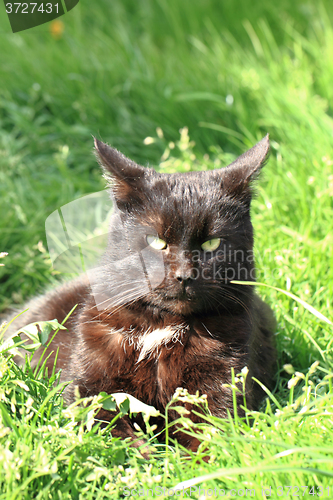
1;0;333;496
1;320;333;498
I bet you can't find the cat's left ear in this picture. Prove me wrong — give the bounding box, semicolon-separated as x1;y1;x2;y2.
94;138;147;209
220;134;270;203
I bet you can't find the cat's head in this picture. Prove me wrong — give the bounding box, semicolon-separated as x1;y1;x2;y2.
93;135;269;316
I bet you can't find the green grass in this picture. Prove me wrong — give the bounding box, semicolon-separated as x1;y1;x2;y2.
1;322;333;499
1;0;333;497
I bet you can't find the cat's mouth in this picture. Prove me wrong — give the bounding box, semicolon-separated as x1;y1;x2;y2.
144;283;203;315
162;290;199;315
167;288;196;302
166;297;197;315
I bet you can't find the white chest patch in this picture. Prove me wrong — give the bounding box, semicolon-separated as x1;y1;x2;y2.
110;324;186;363
136;325;184;363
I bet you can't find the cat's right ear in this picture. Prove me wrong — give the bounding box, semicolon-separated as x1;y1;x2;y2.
94;138;146;209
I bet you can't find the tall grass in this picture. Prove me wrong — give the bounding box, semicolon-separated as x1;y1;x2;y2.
1;0;333;306
1;0;333;496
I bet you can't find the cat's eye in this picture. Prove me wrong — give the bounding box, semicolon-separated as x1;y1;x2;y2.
201;238;221;252
146;235;167;250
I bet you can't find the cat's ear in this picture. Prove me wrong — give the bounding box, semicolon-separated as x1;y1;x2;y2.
94;138;147;209
220;134;270;204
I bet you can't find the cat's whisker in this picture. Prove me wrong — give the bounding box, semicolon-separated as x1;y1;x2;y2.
201;322;214;338
82;289;149;324
105;298;143;318
103;289;151;315
86;280;149;311
218;289;249;311
101;292;144;312
205;286;251;316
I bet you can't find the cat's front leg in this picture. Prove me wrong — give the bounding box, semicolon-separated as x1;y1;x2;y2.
94;408;151;458
166;365;246;454
62;364;151;457
64;382;151;458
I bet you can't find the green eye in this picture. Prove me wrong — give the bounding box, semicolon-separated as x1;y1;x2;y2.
146;235;167;250
201;238;221;252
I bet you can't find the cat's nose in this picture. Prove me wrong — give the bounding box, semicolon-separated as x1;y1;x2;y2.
176;275;193;284
172;258;196;284
174;266;196;284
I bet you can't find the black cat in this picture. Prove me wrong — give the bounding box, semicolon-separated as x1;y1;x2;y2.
5;135;276;451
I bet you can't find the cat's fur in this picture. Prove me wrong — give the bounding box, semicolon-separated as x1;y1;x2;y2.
5;135;276;451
